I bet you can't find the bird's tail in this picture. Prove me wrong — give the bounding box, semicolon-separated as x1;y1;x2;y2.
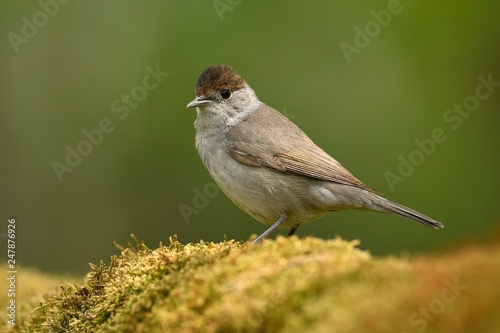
367;194;444;229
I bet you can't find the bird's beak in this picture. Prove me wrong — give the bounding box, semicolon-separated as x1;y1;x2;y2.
187;97;211;108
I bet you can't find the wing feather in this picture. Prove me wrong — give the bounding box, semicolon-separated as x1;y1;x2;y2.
225;104;377;193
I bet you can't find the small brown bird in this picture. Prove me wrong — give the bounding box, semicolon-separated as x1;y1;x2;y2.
187;65;444;243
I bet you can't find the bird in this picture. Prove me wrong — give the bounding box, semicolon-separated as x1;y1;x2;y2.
186;65;444;243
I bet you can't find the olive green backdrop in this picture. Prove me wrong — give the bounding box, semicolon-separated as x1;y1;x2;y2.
1;1;499;274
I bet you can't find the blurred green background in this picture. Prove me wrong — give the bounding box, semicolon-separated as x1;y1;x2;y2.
1;1;499;274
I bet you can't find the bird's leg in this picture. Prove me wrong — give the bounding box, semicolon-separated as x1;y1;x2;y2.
253;216;288;244
287;224;300;237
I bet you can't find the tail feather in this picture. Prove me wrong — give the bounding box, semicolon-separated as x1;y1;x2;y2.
369;196;444;229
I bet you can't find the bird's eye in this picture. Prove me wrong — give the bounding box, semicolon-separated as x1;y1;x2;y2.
220;89;231;99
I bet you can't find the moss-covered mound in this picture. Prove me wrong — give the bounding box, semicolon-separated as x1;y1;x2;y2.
2;235;500;332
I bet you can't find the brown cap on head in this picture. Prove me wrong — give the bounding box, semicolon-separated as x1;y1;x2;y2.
195;65;246;97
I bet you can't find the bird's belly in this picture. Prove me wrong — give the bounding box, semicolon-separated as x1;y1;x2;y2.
200;146;327;227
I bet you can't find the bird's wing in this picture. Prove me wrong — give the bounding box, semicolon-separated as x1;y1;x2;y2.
226;104;377;193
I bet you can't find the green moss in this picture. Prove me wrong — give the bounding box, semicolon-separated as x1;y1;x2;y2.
2;235;500;333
